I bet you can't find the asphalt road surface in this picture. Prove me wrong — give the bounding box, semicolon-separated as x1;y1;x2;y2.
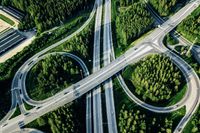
1;0;200;133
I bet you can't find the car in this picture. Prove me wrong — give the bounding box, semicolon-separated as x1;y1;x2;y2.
24;112;30;116
2;123;8;127
36;106;41;110
19;74;23;79
64;91;69;95
18;121;25;128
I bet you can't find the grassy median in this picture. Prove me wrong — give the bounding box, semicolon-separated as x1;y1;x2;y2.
0;14;15;26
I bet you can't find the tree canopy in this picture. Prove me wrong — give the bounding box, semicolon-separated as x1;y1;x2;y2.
116;1;154;49
128;54;184;103
177;6;200;45
2;0;93;33
118;104;182;133
27;54;82;100
149;0;189;17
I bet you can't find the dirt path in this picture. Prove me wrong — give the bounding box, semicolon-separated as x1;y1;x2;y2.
0;19;10;32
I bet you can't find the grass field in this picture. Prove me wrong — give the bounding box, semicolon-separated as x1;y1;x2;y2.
0;14;15;26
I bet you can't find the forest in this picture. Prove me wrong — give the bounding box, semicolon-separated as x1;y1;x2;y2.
0;11;89;80
1;0;93;33
113;77;185;133
27;100;86;133
149;0;189;17
115;0;154;52
126;54;184;103
118;104;185;133
177;6;200;45
0;14;93;119
27;54;82;100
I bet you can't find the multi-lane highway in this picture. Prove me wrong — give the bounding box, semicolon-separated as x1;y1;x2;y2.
116;0;200;115
2;43;156;133
0;0;96;126
91;0;103;132
103;0;118;132
1;0;200;132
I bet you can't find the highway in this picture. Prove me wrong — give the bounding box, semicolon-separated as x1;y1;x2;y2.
0;0;96;127
146;0;196;48
90;0;103;132
1;0;200;132
2;43;156;133
114;0;200;114
103;0;118;132
149;1;200;131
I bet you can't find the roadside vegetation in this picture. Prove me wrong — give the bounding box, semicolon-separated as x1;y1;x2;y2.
0;14;14;25
113;77;186;133
164;33;179;46
1;0;94;33
169;37;200;133
176;7;200;133
148;0;189;17
50;19;94;69
26;99;86;133
177;6;200;46
123;54;186;106
0;8;93;119
184;106;200;133
10;106;21;119
174;50;200;133
118;105;185;133
171;45;200;77
26;54;82;100
112;0;154;56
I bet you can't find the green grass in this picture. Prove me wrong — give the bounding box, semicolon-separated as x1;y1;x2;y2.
183;106;199;133
167;84;187;106
10;106;21;119
164;33;179;46
24;102;34;110
0;14;15;26
175;46;183;52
